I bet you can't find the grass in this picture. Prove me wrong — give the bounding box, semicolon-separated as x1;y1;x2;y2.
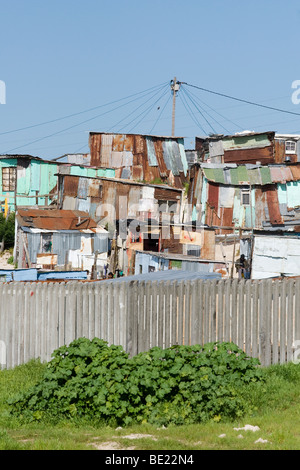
0;359;300;450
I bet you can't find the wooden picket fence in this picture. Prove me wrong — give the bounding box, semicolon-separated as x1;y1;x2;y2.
0;277;300;369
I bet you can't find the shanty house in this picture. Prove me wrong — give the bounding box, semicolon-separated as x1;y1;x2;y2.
15;209;108;276
0;154;116;216
188;162;300;231
194;131;300;166
0;155;59;213
57;171;184;237
187;161;300;278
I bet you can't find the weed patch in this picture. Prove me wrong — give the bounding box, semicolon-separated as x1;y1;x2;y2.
8;338;264;427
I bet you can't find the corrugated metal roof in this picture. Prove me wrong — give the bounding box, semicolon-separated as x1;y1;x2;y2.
258;166;272;185
89;132;188;187
102;269;222;284
17;209;98;231
202;164;300;186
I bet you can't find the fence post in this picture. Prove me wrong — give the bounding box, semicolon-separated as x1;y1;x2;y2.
165;281;171;349
245;280;252;356
265;279;272;366
210;280;217;343
272;279;280;364
190;280;198;345
252;280;259;360
224;280;231;343
258;280;266;366
287;280;295;363
217;280;224;343
237;279;245;351
280;280;287;364
231;279;238;345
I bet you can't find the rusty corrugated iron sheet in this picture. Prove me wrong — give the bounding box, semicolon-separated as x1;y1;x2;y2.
59;172;183;225
255;188;266;228
290;165;300;180
89;132;188;188
196;132;276;165
264;186;284;225
17;208;97;231
62;175;79;197
224;146;275;165
274;139;287;163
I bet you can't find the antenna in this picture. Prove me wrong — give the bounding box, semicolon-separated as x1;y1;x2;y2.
170;77;181;136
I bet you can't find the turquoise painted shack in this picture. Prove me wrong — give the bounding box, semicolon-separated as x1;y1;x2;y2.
0;155;116;214
0;155;59;213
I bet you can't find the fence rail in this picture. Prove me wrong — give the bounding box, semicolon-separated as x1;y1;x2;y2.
0;278;300;369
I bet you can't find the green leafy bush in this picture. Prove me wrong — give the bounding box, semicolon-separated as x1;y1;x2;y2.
8;338;264;426
0;212;15;249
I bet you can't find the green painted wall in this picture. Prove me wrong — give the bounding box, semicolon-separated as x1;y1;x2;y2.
222;133;271;151
0;157;116;212
0;158;59;211
69;166;115;178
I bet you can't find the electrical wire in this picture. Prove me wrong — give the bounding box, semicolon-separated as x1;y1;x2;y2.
0;81;168;137
181;85;244;132
1;84;170;154
149;92;172;134
181;87;217;134
106;83;169;133
118;85;170;133
178;91;208;135
74;86;170;150
181;81;300;117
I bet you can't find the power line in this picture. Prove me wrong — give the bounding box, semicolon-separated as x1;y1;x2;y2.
107;83;169;133
181;87;218;134
0;82;168;137
181;81;300;117
1;85;170;154
181;85;244;132
149;92;172;134
119;86;170;133
178;91;208;135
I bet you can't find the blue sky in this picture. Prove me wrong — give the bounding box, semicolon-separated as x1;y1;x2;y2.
1;0;300;158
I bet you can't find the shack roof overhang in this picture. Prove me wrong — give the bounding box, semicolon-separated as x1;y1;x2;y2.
124;218;213;230
89;131;185;140
56;173;183;192
16;209;100;232
198;162;300;186
134;249;227;265
196;131;275;142
0;154;64;165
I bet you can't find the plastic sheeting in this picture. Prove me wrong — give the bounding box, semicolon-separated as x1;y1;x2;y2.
252;235;300;279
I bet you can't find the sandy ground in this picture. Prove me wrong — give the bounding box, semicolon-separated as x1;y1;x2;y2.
0;251;14;269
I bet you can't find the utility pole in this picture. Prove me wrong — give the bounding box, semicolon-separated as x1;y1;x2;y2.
170;77;180;136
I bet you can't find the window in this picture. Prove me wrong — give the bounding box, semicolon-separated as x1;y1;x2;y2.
241;189;250;206
41;233;53;253
158;200;177;213
2;167;16;191
285;140;296;154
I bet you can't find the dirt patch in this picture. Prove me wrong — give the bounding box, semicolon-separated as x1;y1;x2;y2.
0;251;13;269
116;433;158;441
88;440;136;450
88;433;159;450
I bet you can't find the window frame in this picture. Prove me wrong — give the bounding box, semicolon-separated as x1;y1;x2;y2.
241;188;250;207
2;167;17;192
285;140;297;154
41;233;53;254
